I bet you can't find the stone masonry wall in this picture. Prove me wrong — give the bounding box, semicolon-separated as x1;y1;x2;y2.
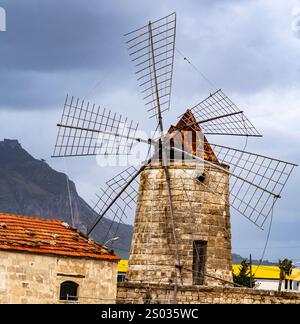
0;250;118;304
117;283;300;304
126;161;233;286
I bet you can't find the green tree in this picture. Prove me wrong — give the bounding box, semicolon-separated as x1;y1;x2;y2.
233;259;256;288
278;259;294;292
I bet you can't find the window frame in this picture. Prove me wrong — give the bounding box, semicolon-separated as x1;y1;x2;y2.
192;240;207;285
59;280;79;302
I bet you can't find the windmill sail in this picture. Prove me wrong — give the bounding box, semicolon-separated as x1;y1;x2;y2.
207;143;297;228
92;166;140;215
88;166;141;237
171;140;296;228
124;12;176;119
185;89;262;137
53;95;139;157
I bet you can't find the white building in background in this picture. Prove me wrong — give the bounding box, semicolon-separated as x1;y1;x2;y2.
233;265;300;292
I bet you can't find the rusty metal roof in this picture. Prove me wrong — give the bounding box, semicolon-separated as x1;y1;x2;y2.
168;110;219;162
0;212;120;261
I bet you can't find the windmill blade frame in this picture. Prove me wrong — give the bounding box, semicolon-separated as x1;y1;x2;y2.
87;161;151;236
209;143;297;228
125;12;183;289
53;95;140;158
124;12;176;120
183;89;262;137
91;166;140;216
170;140;297;228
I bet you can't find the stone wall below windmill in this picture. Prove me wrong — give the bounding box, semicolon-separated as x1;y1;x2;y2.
117;283;300;304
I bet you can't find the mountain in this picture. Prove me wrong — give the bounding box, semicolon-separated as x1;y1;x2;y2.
232;253;276;266
0;139;132;259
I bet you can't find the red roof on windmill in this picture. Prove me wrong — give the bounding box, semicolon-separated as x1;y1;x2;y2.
168;110;218;162
0;212;120;261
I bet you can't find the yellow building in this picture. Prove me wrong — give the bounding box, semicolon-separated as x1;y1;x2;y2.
118;260;300;292
117;260;129;283
233;264;300;292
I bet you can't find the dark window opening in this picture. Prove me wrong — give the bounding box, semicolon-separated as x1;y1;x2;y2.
59;281;79;301
290;280;293;290
193;240;207;285
197;173;206;183
181;132;185;161
158;139;163;162
117;274;126;283
170;138;175;161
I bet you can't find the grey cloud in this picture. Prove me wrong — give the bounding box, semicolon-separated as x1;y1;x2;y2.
2;0;125;72
1;0;300;110
0;0;167;110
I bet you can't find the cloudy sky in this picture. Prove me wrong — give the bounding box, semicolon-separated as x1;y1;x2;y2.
0;0;300;263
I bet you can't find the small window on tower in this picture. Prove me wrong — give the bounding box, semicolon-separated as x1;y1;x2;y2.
117;274;126;282
193;240;207;285
170;138;175;161
197;173;206;183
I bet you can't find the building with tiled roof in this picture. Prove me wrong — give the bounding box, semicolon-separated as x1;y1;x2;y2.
0;212;120;304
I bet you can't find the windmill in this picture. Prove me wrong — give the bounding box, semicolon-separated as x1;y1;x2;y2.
52;12;297;295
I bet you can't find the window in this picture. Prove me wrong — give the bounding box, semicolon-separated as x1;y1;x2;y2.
170;138;174;161
117;274;126;283
59;281;79;301
290;280;293;290
197;173;206;183
193;240;207;285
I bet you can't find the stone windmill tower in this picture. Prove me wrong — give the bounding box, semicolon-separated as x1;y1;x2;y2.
52;12;297;292
127;110;233;286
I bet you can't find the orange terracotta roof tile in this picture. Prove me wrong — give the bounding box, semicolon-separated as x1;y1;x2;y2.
0;212;120;261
